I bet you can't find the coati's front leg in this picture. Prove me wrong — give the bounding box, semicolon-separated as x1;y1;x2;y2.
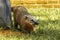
20;27;28;33
14;19;18;30
14;19;22;31
20;25;31;33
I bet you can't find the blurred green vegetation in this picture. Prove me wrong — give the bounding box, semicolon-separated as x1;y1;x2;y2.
0;8;60;40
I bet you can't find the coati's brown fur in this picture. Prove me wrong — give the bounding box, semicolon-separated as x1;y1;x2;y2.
11;6;38;33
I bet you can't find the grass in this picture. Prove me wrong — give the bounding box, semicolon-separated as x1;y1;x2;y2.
0;8;60;40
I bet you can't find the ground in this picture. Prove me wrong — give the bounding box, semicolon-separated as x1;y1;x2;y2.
0;8;60;40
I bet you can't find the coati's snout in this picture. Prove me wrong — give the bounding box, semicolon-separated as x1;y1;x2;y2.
30;19;39;25
24;15;39;26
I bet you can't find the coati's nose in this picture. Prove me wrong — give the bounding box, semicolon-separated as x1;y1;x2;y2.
34;22;39;25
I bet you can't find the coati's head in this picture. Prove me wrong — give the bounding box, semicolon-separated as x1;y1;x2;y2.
24;15;39;26
21;15;39;32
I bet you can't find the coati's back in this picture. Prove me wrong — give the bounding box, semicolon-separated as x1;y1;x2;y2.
11;6;30;21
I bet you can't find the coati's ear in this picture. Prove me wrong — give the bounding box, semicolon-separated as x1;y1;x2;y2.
24;15;28;19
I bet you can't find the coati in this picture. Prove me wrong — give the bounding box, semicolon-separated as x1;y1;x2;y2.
11;6;38;33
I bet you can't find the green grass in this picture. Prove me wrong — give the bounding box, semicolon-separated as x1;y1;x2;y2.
0;8;60;40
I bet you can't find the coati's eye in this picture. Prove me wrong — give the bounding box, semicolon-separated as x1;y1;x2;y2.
31;19;33;22
30;19;35;23
30;19;39;25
